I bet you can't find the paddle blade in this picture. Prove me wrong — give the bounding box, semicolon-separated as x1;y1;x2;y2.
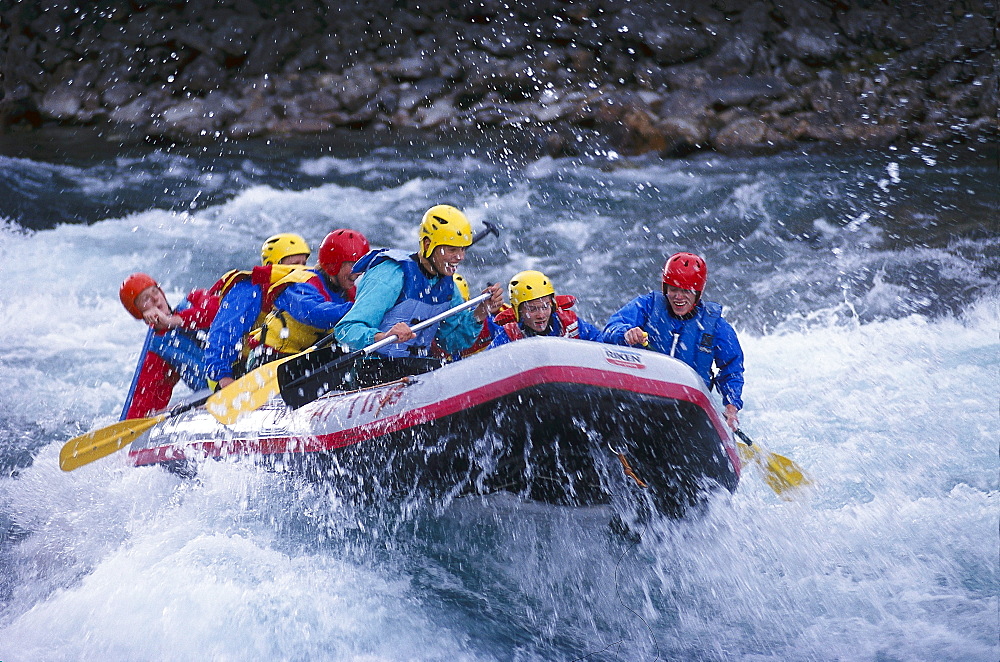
205;360;285;425
60;415;166;471
760;450;812;496
737;441;812;499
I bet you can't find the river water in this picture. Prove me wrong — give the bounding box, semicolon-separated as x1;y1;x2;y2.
0;128;996;661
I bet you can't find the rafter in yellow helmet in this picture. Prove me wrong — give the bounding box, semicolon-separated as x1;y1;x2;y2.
419;205;473;258
261;233;310;266
508;270;555;320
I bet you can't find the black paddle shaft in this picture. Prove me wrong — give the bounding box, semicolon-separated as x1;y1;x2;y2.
278;292;491;408
277;346;363;408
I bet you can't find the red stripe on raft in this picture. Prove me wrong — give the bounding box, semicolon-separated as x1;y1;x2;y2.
129;364;741;474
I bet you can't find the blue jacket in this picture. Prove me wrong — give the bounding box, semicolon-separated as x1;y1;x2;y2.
273;278;353;331
603;293;744;409
334;250;480;357
203;279;262;382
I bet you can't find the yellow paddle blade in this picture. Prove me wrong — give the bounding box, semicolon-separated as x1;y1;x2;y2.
737;440;812;499
60;414;166;472
760;450;812;496
205;359;287;425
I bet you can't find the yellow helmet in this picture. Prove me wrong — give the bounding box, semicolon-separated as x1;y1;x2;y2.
453;272;471;301
419;204;473;258
508;270;555;320
261;233;310;266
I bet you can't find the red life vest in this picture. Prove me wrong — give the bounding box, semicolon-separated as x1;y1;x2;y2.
502;295;580;340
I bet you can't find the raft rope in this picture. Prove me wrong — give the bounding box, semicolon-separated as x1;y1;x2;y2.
608;442;648;489
373;379;409;417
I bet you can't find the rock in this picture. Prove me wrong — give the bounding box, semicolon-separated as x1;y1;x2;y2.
209;14;266;58
169;24;216;55
268;117;334;134
39;87;83;120
660;62;713;90
0;0;992;155
101;81;143;107
177;53;228;92
378;55;439;80
658;89;712;120
532;99;574;123
542;131;581;158
838;7;891;49
156;97;222;137
108;90;169;125
286;90;342;118
775;26;844;65
804;73;864;123
643;25;715;66
242;23;301;76
658;116;708;156
779;58;816;86
227;103;277;138
414;97;456;128
336;65;380;112
605;105;665;155
703;75;792;109
712;116;768;152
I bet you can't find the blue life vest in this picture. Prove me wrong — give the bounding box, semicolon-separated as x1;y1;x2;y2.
147;297;209;390
354;249;456;358
645;296;722;388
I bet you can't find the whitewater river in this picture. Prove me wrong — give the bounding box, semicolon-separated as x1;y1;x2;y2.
0;128;996;661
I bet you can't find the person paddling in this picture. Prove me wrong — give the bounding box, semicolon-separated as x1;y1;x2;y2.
203;233;311;390
602;252;745;431
246;229;370;368
119;273;219;419
487;270;603;348
334;204;503;361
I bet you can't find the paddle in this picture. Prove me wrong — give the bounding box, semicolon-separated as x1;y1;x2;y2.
279;291;493;409
208;291;492;422
472;220;500;244
60;391;211;472
733;429;811;498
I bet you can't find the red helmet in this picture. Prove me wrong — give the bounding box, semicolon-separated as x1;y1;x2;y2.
319;229;370;275
119;272;159;319
662;252;707;292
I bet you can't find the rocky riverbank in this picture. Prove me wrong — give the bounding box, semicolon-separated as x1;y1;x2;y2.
1;0;996;158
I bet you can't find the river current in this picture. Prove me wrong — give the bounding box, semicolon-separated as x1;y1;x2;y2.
0;128;996;661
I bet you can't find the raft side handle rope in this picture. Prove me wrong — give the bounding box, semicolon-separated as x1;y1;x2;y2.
608;441;648;489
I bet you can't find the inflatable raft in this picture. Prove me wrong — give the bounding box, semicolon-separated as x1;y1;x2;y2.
128;337;741;519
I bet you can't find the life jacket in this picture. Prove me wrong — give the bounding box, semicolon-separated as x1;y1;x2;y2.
212;264;307;355
146;296;209;391
251;267;350;354
645;296;722;387
213;264;304;311
499;295;580;341
353;248;456;358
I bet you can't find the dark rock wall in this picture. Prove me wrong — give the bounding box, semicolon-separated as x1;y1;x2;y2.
0;0;996;156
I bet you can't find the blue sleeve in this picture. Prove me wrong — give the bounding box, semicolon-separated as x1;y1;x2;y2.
437;285;481;355
712;317;745;410
601;293;654;345
276;283;353;331
574;316;604;342
487;327;513;349
334;261;405;351
203;281;261;382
